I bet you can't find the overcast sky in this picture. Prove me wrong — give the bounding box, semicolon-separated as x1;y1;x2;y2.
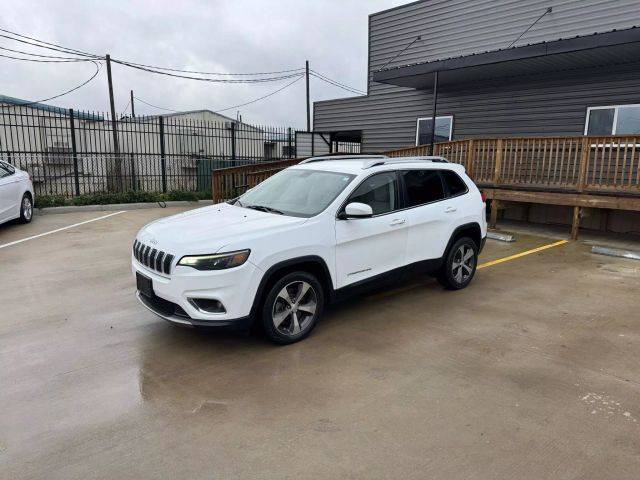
0;0;407;127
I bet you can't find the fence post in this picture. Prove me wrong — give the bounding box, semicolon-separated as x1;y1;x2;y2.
287;127;292;158
130;153;136;191
577;136;590;192
159;116;167;193
69;108;80;196
465;139;474;180
230;122;236;161
211;170;217;202
489;138;503;229
493;138;503;185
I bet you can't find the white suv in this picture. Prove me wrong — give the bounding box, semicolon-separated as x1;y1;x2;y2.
132;155;487;344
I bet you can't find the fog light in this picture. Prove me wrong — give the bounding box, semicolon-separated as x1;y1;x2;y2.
189;298;226;314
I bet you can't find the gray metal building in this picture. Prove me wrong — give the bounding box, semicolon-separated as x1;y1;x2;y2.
313;0;640;153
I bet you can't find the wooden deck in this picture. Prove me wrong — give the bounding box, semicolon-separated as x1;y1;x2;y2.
389;136;640;238
211;135;640;239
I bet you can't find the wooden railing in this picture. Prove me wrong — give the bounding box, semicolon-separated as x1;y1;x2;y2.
389;136;640;195
211;159;299;202
211;136;640;205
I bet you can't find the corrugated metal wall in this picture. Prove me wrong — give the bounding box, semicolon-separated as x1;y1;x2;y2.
295;132;331;157
314;0;640;152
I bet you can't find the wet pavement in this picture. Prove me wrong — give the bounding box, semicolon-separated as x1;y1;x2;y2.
1;207;639;479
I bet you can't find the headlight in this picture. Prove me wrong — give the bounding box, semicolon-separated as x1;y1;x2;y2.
177;250;250;271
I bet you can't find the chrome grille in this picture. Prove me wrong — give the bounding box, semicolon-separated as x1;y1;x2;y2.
133;240;174;274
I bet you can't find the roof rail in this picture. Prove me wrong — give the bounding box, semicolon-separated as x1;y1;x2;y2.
362;156;449;169
299;154;388;164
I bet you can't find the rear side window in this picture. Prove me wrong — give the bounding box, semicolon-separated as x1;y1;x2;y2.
348;172;398;215
0;162;13;178
441;170;468;197
401;170;445;207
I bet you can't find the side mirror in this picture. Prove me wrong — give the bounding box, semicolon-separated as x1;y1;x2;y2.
343;202;373;219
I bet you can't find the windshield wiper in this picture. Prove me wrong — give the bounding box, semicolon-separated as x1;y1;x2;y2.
245;204;284;215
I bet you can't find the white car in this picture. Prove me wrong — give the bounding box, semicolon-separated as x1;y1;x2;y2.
132;155;487;344
0;161;34;226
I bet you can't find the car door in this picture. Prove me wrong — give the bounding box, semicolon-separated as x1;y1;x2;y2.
0;162;20;223
439;169;471;233
401;169;451;264
335;171;408;289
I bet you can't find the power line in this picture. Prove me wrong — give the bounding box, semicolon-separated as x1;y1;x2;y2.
310;73;364;95
0;52;93;63
0;27;312;78
507;7;552;48
310;71;365;95
310;70;365;95
0;27;99;58
1;60;102;108
114;58;305;76
133;95;180;113
133;75;303;115
0;45;94;60
120;98;131;116
215;75;304;112
112;59;304;83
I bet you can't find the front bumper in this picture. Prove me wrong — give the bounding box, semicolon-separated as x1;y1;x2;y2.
136;291;252;329
132;254;261;328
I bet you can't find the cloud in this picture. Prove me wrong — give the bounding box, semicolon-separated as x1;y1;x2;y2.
0;0;406;126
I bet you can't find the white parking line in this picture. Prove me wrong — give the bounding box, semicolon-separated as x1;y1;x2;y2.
0;211;125;250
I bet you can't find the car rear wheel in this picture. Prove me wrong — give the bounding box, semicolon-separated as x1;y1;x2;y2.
261;271;324;344
19;194;33;223
437;237;477;290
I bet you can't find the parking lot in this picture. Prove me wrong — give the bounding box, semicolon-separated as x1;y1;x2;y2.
1;206;639;480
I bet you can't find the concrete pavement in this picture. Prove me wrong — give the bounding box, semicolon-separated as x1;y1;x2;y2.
1;207;639;479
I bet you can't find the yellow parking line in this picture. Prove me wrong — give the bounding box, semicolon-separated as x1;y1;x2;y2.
478;239;569;269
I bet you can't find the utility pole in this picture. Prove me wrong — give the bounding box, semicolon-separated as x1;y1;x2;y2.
105;55;119;153
105;54;121;190
305;60;310;132
130;89;135;118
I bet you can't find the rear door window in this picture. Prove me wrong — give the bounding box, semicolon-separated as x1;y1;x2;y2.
400;170;445;207
441;170;468;197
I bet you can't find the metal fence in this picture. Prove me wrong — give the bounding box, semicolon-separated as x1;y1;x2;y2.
0;104;305;197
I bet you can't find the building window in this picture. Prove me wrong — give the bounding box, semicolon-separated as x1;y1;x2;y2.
585;105;640;135
416;116;453;145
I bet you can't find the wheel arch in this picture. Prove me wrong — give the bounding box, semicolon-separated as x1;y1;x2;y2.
444;222;482;256
250;255;334;320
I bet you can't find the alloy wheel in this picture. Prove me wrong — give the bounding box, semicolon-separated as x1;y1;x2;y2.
271;280;317;336
22;197;32;221
451;244;475;284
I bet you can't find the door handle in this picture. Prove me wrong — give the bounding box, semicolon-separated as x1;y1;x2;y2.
390;218;406;226
444;206;457;213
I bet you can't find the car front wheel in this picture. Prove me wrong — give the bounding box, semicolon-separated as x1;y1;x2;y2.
261;271;324;344
19;193;33;223
437;237;478;290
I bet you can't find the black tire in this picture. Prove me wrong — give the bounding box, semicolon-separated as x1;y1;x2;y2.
19;193;33;224
261;271;324;345
437;237;478;290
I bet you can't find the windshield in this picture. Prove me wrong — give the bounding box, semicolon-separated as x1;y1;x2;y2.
236;168;355;217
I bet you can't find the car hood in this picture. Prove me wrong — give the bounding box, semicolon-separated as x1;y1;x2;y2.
137;203;306;254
